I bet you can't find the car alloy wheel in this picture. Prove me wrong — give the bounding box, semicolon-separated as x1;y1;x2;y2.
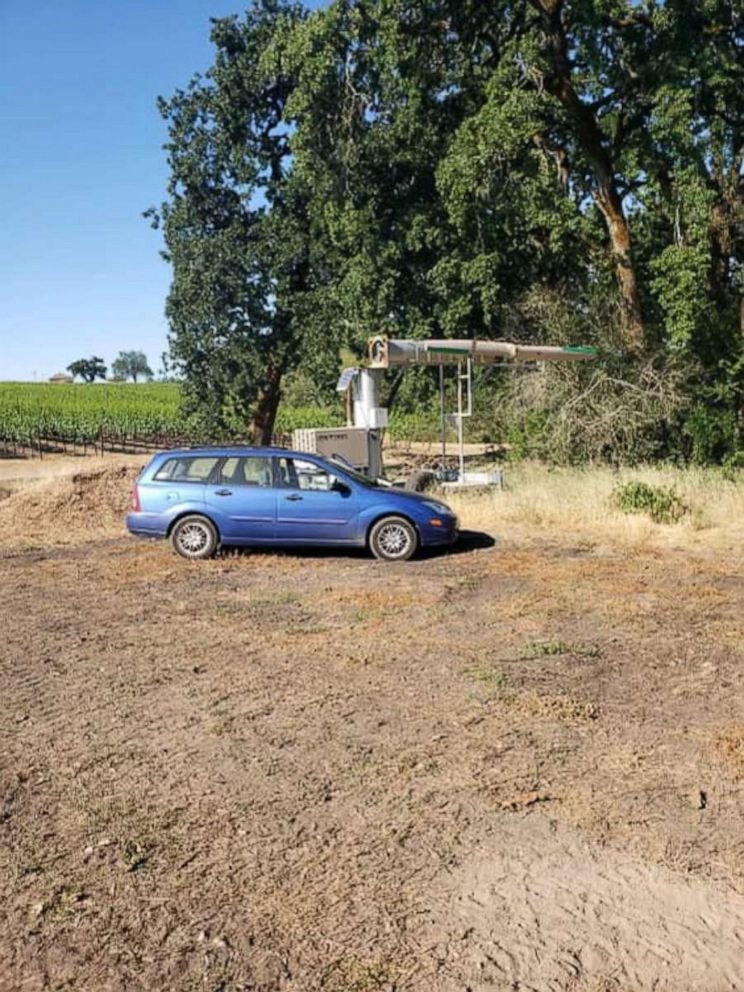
370;516;417;562
171;515;218;560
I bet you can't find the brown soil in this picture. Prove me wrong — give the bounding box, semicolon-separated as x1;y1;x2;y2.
2;466;744;991
0;463;142;548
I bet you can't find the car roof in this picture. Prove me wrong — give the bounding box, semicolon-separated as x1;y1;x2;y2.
153;446;320;459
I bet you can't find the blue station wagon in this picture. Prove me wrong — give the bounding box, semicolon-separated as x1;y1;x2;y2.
127;447;459;561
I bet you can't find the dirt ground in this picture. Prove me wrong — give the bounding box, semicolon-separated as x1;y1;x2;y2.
2;459;744;991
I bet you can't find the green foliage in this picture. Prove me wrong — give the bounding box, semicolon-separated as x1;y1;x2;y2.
289;0;743;451
280;370;325;409
503;411;550;463
0;383;184;443
386;410;442;443
0;383;346;445
148;0;744;465
152;1;346;444
683;403;740;466
613;480;689;524
722;450;744;480
111;351;154;383
464;665;506;688
66;357;107;384
518;640;571;660
274;405;343;432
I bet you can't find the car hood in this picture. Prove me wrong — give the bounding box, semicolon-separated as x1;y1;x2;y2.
392;488;454;513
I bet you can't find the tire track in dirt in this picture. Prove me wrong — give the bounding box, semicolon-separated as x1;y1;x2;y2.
428;812;744;991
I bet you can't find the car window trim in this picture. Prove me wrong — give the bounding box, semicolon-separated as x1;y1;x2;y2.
272;456;292;489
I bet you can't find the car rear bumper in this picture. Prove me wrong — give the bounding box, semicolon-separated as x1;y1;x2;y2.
126;512;168;537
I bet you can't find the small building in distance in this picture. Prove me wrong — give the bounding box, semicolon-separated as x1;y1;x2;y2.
48;372;73;384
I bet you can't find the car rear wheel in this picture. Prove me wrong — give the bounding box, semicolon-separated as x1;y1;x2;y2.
369;516;417;562
170;515;219;560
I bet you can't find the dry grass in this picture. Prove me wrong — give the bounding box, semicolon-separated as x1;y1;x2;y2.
2;456;743;556
716;726;744;778
444;462;744;552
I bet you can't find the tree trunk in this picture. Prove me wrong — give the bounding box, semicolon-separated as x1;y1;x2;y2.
708;201;732;306
249;365;283;445
593;186;645;353
536;0;645;354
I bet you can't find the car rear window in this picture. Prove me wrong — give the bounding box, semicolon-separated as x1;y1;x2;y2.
153;456;220;482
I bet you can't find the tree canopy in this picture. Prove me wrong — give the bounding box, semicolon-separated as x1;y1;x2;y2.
67;357;107;383
154;0;744;461
111;351;154;383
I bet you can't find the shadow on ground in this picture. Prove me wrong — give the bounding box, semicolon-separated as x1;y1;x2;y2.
215;529;497;563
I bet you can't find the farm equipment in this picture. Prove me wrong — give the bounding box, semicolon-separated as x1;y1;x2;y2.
292;336;597;488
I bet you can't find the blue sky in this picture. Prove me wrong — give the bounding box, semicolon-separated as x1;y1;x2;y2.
0;1;322;382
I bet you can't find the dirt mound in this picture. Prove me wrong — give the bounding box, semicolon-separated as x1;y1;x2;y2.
0;465;140;549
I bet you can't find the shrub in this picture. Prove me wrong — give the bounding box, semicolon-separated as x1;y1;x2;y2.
722;450;744;480
613;480;689;524
683;404;739;465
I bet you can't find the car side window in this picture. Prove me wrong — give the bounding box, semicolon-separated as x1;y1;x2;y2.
218;456;272;487
154;456;219;482
275;457;333;491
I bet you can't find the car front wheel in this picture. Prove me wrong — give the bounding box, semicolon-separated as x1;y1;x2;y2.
369;516;418;562
170;515;219;560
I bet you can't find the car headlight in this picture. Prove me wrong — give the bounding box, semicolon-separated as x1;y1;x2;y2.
423;499;453;516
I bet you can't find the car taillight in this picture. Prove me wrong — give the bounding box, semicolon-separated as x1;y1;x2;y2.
130;485;141;512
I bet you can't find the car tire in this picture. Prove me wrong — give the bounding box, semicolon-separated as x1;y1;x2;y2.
170;515;219;560
369;515;418;562
405;469;438;492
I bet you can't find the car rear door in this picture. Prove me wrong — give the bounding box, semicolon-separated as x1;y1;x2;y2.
203;455;276;543
274;456;359;544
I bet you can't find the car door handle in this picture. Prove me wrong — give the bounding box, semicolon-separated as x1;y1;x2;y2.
214;489;233;496
284;493;303;501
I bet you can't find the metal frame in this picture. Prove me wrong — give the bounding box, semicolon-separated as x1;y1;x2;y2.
333;336;597;485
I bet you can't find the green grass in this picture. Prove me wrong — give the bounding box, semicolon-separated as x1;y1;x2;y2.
517;640;602;660
464;665;506;687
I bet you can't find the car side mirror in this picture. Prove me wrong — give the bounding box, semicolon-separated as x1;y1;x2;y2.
331;478;351;496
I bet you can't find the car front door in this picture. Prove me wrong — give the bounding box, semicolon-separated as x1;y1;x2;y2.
274;456;359;544
204;455;276;543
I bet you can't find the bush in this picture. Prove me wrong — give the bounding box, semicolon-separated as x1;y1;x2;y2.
613;480;689;524
387;411;442;442
682;404;739;465
721;450;744;481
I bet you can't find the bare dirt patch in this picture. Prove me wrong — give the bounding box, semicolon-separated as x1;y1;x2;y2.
2;470;744;990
